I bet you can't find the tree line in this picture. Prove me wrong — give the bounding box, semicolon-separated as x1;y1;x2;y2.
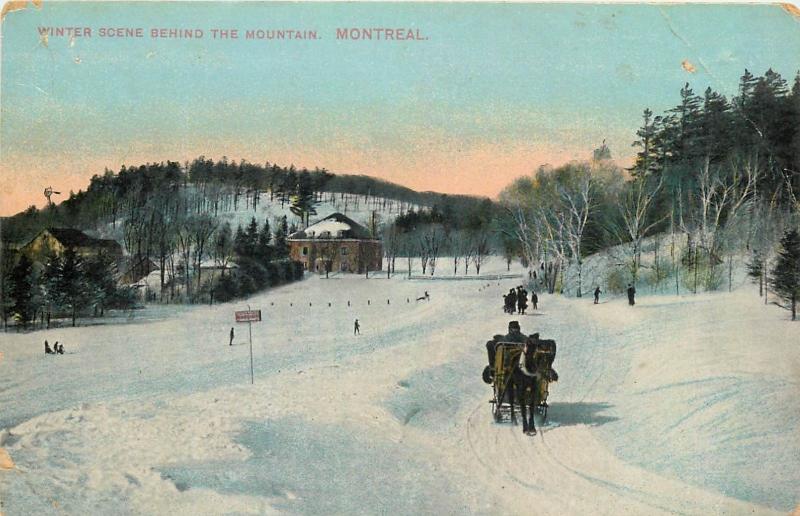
498;68;800;318
1;249;134;330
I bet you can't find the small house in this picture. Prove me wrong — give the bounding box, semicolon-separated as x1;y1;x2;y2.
22;227;123;263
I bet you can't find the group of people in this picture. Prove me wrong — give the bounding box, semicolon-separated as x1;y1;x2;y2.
503;286;537;315
44;340;64;355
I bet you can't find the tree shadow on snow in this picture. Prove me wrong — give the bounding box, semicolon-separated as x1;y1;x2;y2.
544;402;618;427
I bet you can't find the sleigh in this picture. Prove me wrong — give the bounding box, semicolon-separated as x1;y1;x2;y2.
485;341;554;423
487;342;522;422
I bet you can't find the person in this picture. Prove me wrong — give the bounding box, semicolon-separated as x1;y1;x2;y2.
354;319;360;335
44;340;53;355
502;294;509;313
486;322;526;371
508;289;517;314
57;343;64;354
518;287;528;315
531;291;538;311
229;327;235;346
627;283;636;306
594;286;601;304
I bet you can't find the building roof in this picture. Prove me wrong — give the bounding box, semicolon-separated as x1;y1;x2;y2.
37;227;121;252
288;213;374;240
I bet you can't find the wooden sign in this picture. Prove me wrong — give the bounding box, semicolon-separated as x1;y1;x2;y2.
235;310;261;323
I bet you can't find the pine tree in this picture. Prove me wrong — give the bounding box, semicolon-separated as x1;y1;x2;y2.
42;253;63;327
746;249;764;297
770;229;800;320
84;251;118;316
233;224;248;258
1;250;17;329
256;219;272;262
290;171;318;227
631;109;658;177
273;215;289;258
10;254;35;326
242;217;259;257
667;83;703;163
47;249;90;327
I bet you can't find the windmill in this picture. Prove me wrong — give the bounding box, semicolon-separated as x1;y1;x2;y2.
43;186;61;206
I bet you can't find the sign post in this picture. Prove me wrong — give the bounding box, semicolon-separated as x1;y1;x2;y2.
235;307;262;384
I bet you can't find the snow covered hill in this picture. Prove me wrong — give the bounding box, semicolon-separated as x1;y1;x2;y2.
0;258;797;514
215;190;421;234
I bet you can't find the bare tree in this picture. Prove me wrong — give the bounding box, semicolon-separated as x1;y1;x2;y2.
613;175;664;285
382;224;400;278
471;230;492;275
555;164;596;297
191;213;218;294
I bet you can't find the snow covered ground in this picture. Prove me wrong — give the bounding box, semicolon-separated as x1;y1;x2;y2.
0;258;798;515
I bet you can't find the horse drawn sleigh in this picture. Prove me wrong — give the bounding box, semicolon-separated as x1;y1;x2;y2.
483;322;557;436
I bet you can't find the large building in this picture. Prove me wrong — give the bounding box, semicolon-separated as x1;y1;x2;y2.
288;213;382;274
22;228;123;263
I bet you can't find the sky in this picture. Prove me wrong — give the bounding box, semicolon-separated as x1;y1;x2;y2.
1;2;799;215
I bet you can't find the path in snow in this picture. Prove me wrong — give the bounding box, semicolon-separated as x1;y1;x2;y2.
0;263;797;514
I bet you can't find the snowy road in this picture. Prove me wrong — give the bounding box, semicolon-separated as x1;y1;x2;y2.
1;265;797;514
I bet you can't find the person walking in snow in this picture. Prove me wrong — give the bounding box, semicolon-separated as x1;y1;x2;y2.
44;340;53;355
627;284;636;306
354;319;360;335
508;288;518;314
594;286;601;304
531;291;538;311
229;327;235;346
518;287;528;315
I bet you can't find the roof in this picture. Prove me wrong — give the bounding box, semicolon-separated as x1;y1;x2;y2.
288;213;374;240
38;228;121;251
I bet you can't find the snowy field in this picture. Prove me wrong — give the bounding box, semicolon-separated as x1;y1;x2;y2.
0;258;798;515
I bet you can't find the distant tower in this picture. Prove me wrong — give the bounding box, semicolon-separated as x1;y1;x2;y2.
43;186;61;206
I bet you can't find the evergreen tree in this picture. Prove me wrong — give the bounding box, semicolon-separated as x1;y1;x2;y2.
47;249;90;327
631;109;658;177
84;251;118;316
770;229;800;320
746;249;765;297
10;254;35;326
245;217;259;253
273;215;290;258
256;219;272;262
1;250;17;329
700;87;733;162
290;171;318;227
667;83;704;163
41;253;63;327
233;224;248;258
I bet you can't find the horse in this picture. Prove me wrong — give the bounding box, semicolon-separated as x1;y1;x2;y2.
511;341;541;435
489;340;539;434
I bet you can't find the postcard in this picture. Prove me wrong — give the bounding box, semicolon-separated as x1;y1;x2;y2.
1;1;799;514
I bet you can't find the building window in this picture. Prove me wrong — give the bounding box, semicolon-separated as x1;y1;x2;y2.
341;246;348;256
302;247;309;256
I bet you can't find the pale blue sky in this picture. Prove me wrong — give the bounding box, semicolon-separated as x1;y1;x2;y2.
2;2;799;213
